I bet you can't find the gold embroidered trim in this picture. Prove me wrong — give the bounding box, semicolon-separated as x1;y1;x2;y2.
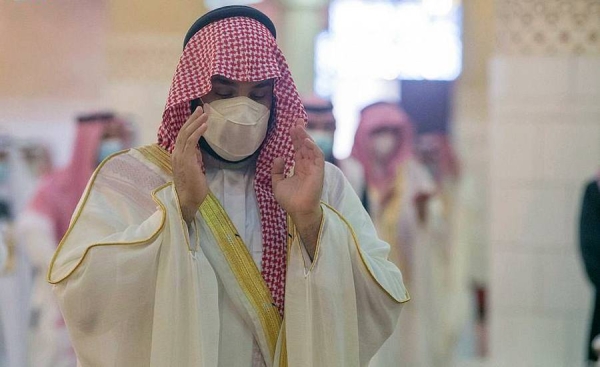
0;225;16;275
137;144;173;175
47;149;171;284
278;320;288;367
322;202;411;304
136;145;197;252
138;143;286;361
371;171;408;282
200;193;282;361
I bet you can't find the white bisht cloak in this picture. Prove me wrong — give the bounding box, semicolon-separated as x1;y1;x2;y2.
48;145;409;367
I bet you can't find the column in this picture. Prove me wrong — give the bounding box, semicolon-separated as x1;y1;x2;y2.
278;0;329;95
488;1;600;366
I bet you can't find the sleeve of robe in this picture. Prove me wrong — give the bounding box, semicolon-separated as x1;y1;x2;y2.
580;180;600;288
47;152;220;367
283;163;409;367
17;210;57;276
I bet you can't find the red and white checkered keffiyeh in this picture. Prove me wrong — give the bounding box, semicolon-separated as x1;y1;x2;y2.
158;16;306;315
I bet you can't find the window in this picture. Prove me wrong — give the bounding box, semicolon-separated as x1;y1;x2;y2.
315;0;462;157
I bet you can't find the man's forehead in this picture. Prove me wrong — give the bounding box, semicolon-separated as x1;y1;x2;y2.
211;75;274;87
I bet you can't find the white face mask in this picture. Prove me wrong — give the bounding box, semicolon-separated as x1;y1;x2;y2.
371;133;397;159
203;97;271;162
97;138;124;164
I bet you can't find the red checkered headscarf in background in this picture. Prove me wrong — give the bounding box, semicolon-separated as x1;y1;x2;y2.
351;102;415;193
157;15;306;315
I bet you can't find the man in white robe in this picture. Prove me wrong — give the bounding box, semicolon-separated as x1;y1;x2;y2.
0;136;45;367
48;6;408;366
17;113;131;367
341;102;439;367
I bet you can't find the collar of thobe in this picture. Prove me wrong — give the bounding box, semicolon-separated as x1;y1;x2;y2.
202;149;258;171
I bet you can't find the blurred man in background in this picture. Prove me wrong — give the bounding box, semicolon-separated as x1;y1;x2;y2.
302;95;337;165
0;135;51;367
415;132;472;364
345;101;440;367
17;112;131;367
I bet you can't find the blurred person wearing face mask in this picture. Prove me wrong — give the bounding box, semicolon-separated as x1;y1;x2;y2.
416;133;460;189
345;101;440;367
302;95;337;165
20;141;54;180
0;135;44;367
16;112;130;367
45;7;409;366
415;132;474;364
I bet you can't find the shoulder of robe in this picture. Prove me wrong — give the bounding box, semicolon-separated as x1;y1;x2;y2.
322;162;349;201
91;145;172;193
324;161;345;181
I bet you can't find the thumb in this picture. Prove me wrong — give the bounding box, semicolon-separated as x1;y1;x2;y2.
271;157;285;186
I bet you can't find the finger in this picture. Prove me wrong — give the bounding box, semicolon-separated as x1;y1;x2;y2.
305;138;324;160
175;113;199;150
295;118;306;129
177;112;208;149
299;138;324;167
185;121;209;150
193;104;204;116
271;157;286;186
294;119;312;141
289;119;306;148
290;125;304;153
196;149;205;173
296;144;306;162
174;123;206;175
179;106;204;133
181;110;208;137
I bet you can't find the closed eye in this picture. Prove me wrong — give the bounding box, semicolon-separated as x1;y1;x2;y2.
250;87;272;101
213;87;235;98
250;92;267;100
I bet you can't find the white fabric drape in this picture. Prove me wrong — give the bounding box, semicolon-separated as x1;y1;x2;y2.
49;147;408;367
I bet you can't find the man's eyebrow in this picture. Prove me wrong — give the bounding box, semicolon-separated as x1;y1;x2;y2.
212;76;236;86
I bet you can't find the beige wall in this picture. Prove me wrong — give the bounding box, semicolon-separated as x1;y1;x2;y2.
487;1;600;365
0;0;326;148
0;1;110;165
0;1;209;162
0;0;107;100
110;0;205;34
106;0;208;145
459;0;494;90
